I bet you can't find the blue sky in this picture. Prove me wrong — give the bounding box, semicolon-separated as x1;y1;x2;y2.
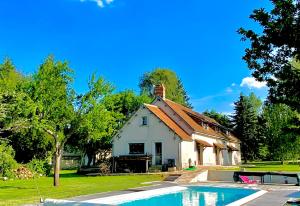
0;0;271;114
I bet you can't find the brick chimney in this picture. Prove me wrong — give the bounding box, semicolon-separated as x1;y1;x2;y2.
154;84;166;99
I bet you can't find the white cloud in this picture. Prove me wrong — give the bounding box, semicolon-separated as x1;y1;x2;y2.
221;111;233;116
240;77;267;89
96;0;104;7
231;83;236;87
226;87;233;93
80;0;114;8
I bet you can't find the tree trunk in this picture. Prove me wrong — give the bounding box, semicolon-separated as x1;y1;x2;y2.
54;145;62;187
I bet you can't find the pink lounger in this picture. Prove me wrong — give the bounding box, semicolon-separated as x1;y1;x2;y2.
239;175;259;184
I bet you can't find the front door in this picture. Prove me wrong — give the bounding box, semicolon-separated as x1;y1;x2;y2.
155;142;162;165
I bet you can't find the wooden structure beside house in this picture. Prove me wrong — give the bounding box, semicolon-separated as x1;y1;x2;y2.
112;85;241;172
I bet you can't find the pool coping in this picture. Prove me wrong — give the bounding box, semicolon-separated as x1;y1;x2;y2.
44;184;267;206
226;189;268;206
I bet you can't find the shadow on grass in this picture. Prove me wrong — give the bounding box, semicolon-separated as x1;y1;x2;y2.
244;161;300;166
0;185;35;189
48;173;86;178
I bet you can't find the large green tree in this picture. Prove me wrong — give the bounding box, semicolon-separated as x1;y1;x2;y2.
30;56;75;186
239;0;300;128
103;90;151;119
139;68;192;108
0;59;52;163
203;110;233;129
262;104;299;161
232;93;261;162
0;59;23;91
70;75;121;166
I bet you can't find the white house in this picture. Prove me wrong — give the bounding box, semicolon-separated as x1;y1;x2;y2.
112;85;241;172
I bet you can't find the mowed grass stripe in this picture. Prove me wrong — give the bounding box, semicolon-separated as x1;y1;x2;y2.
0;170;164;205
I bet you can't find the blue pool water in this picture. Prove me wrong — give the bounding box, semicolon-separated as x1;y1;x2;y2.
119;186;258;206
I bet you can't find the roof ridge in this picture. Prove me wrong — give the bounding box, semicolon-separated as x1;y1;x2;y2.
164;98;220;124
144;103;158;108
144;104;191;141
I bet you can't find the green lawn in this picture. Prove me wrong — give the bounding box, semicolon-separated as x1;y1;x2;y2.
0;170;164;206
241;161;300;172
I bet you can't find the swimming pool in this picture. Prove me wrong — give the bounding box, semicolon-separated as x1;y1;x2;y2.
118;186;259;206
45;186;267;206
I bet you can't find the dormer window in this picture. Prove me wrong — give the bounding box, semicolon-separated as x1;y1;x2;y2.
202;122;208;129
142;116;148;125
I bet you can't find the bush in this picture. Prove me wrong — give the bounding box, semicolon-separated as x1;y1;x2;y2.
258;144;269;160
0;143;18;178
27;158;51;176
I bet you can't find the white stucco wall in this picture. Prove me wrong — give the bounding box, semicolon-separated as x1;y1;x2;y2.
228;142;242;165
193;134;216;165
112;106;182;167
193;134;241;166
180;140;197;168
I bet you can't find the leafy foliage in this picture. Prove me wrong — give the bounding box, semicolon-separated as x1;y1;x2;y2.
239;0;300;132
0;58;23;92
0;59;52;163
32;56;75;186
261;104;300;161
203;110;233;129
103;90;151;119
239;0;300;86
232;93;261;162
139;68;192;108
69;75;120;166
0;142;18;178
239;0;300;161
27;158;52;176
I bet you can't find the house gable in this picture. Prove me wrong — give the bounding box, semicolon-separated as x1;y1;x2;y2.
112;105;185;158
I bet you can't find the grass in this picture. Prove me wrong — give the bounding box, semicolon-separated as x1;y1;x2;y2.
241;161;300;172
184;166;197;171
0;170;164;206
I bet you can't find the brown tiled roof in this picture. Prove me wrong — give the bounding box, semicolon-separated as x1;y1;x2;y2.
145;104;192;141
214;143;227;150
195;139;213;147
227;144;239;151
163;99;240;142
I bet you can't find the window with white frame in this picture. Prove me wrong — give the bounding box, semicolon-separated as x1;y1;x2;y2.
142;116;148;125
129;143;144;154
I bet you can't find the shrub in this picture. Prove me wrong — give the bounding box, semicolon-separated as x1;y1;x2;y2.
0;143;18;178
258;144;269;160
27;158;51;176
